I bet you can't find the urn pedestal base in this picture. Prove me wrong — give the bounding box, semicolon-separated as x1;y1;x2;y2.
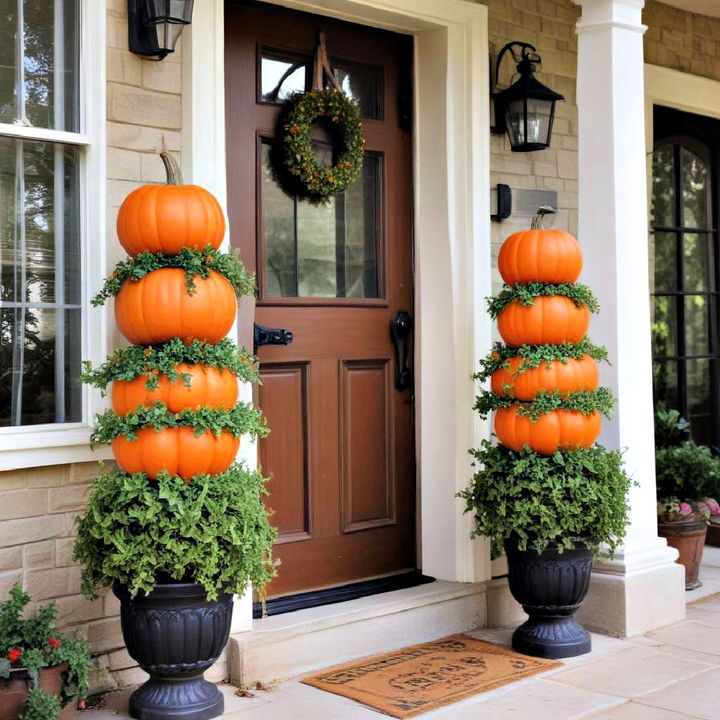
512;615;591;659
129;676;223;720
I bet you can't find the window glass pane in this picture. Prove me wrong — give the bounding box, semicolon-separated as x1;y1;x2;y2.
653;360;678;411
683;233;712;292
0;0;80;131
681;147;709;230
651;296;677;358
685;295;710;356
652;143;675;228
0;137;81;427
333;62;380;119
261;53;307;103
687;358;713;445
652;231;676;292
0;307;81;426
262;142;381;299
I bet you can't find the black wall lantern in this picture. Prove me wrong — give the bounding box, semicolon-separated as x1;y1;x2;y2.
128;0;194;60
492;42;564;152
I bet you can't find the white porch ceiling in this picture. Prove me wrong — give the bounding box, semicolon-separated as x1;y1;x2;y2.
657;0;720;19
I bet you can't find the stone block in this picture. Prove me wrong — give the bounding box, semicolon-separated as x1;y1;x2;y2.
108;179;143;207
108;84;181;129
25;566;82;601
70;462;102;485
0;489;47;520
107;147;142;182
55;538;78;568
107;47;142;85
114;666;148;688
0;548;22;572
108;648;135;671
0;570;22;598
107;122;181;153
557;149;578;180
27;466;69;488
48;484;91;513
88;617;125;654
107;16;129;50
142;59;182;94
53;594;105;627
0;515;67;548
23;540;55;571
0;470;27;490
104;591;122;618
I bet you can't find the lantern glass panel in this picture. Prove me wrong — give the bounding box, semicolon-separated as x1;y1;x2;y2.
146;0;194;23
504;96;554;149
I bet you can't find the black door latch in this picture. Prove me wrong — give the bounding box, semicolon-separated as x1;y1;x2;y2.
390;310;413;391
254;323;294;352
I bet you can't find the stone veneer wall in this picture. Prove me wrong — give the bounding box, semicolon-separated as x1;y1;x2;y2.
2;0;719;697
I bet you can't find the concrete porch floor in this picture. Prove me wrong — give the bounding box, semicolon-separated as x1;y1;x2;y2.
79;547;720;720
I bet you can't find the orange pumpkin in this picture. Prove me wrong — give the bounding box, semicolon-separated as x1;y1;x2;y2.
491;355;599;400
495;406;601;455
117;152;225;257
114;268;236;345
112;364;238;415
499;229;582;286
112;427;239;480
498;296;590;347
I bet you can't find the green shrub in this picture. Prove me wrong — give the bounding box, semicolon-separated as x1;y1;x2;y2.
74;464;276;600
459;441;632;557
655;442;720;502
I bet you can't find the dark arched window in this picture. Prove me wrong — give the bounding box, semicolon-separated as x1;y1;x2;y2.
651;106;719;446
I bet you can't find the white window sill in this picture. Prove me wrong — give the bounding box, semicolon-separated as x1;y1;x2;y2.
0;425;113;471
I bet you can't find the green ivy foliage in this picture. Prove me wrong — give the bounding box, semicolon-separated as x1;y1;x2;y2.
92;246;255;306
18;687;61;720
0;585;90;708
90;402;268;446
459;442;632;557
281;89;365;202
474;338;609;383
656;442;720;502
487;282;599;319
80;338;260;391
473;387;615;421
73;466;277;600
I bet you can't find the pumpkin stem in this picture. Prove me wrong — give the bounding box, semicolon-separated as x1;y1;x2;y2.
531;205;556;230
160;151;183;186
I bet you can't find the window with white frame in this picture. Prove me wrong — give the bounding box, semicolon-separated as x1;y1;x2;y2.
0;0;85;428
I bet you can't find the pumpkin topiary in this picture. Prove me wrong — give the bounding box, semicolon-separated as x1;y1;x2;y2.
117;152;225;257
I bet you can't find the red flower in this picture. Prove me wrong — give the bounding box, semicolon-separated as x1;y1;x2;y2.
48;637;61;649
7;648;22;663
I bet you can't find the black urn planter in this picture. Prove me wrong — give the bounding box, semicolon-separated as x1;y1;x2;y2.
113;582;233;720
504;538;593;659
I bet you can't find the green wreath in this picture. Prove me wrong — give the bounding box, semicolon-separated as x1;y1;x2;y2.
281;89;365;201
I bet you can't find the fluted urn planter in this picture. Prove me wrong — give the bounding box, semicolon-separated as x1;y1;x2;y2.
504;538;593;659
114;582;233;720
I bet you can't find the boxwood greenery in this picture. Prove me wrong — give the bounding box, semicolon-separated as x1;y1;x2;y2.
487;282;599;318
74;465;277;600
459;441;632;557
80;338;260;390
92;246;255;306
90;402;268;446
473;387;615;421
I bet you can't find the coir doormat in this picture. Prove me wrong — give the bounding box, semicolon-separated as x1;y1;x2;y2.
301;634;562;718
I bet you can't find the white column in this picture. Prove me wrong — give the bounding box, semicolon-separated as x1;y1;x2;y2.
573;0;685;637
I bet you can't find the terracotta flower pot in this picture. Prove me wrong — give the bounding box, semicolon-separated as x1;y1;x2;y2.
0;663;75;720
658;514;707;590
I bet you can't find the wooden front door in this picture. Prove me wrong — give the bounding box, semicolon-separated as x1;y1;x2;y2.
225;1;415;599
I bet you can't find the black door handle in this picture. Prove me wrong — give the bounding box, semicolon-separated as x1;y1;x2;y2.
390;310;413;391
254;323;294;352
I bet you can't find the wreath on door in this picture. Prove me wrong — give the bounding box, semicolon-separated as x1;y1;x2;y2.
278;33;365;202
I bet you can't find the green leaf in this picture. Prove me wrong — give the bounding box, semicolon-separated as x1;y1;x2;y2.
487;282;599;319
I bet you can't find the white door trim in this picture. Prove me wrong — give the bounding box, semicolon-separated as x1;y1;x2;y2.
182;0;493;629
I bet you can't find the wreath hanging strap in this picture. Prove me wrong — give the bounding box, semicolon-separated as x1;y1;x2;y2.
279;33;365;202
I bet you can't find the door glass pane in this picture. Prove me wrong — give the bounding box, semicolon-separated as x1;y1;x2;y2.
683;233;711;292
681;147;708;229
260;52;307;103
0;0;80;131
333;62;380;119
261;142;381;299
685;295;710;356
651;296;677;358
687;358;712;445
652;143;675;228
653;359;678;411
653;231;676;292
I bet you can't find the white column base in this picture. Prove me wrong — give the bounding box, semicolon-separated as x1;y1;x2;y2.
577;540;686;637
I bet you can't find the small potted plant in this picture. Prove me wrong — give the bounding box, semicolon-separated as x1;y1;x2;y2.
0;586;90;720
654;409;720;589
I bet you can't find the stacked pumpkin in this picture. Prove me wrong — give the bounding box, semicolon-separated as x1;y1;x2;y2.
83;152;266;480
475;209;612;455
